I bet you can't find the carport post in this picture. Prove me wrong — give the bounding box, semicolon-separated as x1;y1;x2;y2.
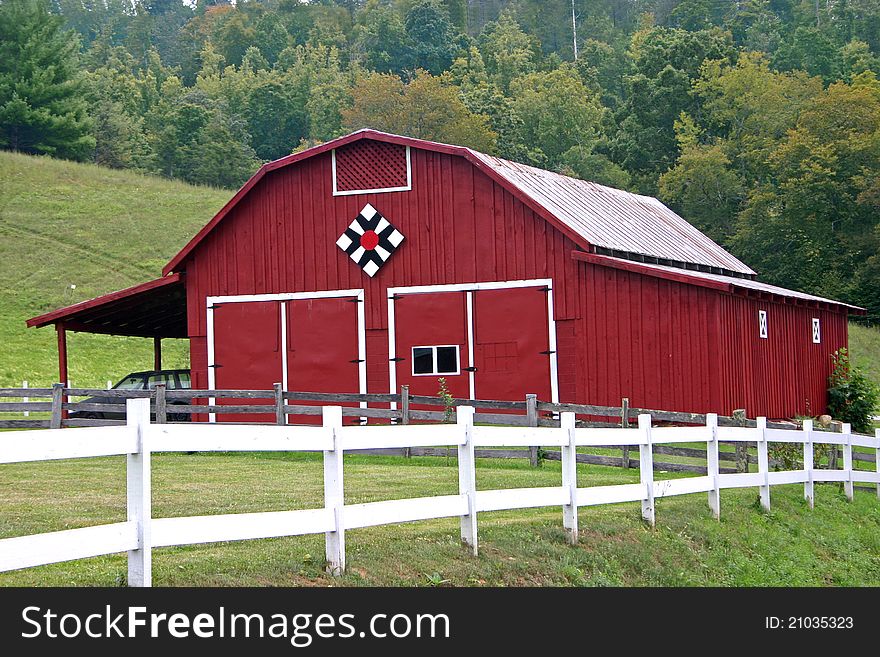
56;321;68;387
56;322;68;421
153;337;162;371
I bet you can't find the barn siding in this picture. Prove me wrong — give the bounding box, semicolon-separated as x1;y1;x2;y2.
572;261;848;418
182;141;850;419
184;146;582;401
185;148;582;341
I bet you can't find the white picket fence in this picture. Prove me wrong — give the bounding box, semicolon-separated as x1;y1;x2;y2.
1;399;879;586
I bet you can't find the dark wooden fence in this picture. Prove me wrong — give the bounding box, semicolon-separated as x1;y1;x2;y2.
1;383;874;477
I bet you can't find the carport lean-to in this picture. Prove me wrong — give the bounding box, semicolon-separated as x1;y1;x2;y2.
25;273;186;386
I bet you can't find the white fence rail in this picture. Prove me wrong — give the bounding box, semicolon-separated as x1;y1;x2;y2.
1;400;879;586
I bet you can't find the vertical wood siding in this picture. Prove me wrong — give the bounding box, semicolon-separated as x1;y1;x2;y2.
182;142;850;418
573;261;848;417
184;147;581;399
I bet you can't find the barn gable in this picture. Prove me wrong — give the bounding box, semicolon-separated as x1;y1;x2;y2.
163;129;753;279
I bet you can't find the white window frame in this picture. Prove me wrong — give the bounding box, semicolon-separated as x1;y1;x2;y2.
386;278;559;407
206;289;367;423
331;146;412;196
758;310;768;339
812;318;821;344
411;345;461;377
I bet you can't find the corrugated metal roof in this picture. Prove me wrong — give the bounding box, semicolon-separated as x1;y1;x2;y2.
469;151;756;276
625;259;862;309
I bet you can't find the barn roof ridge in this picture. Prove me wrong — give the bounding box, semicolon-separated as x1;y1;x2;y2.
162;129;753;276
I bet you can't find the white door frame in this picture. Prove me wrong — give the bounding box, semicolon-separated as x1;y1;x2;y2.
206;289;367;422
386;278;560;407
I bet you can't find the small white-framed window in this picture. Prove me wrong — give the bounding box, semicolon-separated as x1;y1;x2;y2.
812;318;821;344
758;310;768;339
411;345;460;376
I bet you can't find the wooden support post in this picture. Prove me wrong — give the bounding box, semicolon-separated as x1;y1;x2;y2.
561;411;578;544
126;398;152;587
829;421;842;470
733;408;748;473
56;323;68;421
621;397;630;468
323;406;345;575
638;414;655;527
401;385;411;457
50;382;63;429
803;419;814;509
457;405;477;555
756;417;770;512
526;394;538;467
274;382;285;426
842;423;853;502
153;337;162;372
155;383;167;425
56;322;68;387
22;380;29;418
707;413;720;520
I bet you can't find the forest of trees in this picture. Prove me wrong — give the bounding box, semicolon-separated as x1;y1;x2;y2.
1;0;879;320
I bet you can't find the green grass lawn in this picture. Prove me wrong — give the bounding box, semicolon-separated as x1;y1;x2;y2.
1;453;878;587
0;151;231;388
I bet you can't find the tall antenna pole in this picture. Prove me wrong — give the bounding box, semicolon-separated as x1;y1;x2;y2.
571;0;578;60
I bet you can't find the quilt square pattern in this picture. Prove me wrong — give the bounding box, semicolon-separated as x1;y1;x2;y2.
336;203;404;277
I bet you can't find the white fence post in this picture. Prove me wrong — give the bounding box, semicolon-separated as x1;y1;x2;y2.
561;411;578;545
756;417;770;512
107;380;112;390
842;423;853;502
126;398;152;587
323;406;345;575
706;413;720;520
803;419;814;509
638;414;655;527
875;428;880;500
22;380;29;417
457;405;478;556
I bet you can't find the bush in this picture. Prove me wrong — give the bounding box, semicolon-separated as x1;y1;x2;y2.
827;348;879;433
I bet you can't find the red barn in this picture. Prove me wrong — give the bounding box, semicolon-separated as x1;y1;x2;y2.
28;130;863;420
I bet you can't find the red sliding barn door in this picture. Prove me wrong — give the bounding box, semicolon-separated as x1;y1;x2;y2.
473;287;553;403
212;300;281;422
393;292;470;404
286;296;362;425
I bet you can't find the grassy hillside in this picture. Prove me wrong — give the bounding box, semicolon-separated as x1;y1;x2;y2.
0;151;231;387
849;323;880;390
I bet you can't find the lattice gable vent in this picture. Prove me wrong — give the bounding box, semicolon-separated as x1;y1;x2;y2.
332;140;412;196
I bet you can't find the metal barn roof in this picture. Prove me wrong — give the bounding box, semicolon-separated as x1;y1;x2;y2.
469;151;755;276
163;130;755;277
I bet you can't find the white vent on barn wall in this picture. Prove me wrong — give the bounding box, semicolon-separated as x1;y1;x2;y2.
758;310;768;339
332;140;412;196
812;318;821;344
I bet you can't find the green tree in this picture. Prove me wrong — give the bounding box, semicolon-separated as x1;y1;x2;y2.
613;25;736;192
341;70;496;152
351;0;414;74
0;0;94;159
477;9;540;93
658;115;745;242
510;64;623;186
733;77;880;308
404;0;462;75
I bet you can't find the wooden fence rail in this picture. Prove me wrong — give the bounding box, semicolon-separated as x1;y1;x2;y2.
1;384;870;475
1;400;878;585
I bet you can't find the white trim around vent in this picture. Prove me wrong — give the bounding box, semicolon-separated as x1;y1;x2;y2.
331;146;412;196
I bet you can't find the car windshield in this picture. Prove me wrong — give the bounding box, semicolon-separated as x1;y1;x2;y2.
113;375;145;390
